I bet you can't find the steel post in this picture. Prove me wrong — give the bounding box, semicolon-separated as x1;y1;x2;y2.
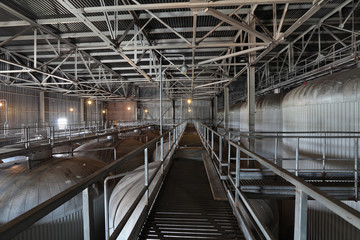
296;137;300;176
160;137;164;174
235;147;241;207
144;148;149;205
82;187;94;240
322;135;326;174
294;188;308;240
219;136;223;174
355;138;358;201
211;131;214;158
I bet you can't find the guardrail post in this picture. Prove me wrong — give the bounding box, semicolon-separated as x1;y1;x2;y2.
82;187;94;240
296;137;300;176
211;131;214;159
322;135;326;176
51;126;55;146
274;133;278;165
219;136;223;175
161;136;164;174
355;138;358;201
24;127;29;149
69;125;71;140
144;147;149;206
206;128;209;150
294;188;308;240
173;129;176;145
235;147;241;207
228;138;231;177
169;132;171;151
96;123;99;142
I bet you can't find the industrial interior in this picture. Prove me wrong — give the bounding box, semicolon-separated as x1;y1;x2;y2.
0;0;360;239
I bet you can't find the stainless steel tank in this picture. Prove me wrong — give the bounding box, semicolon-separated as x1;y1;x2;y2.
0;157;106;240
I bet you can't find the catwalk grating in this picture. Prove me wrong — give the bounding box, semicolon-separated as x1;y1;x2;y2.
138;126;244;239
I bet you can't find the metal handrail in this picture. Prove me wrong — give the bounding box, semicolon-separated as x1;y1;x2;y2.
195;121;360;240
0;121;187;240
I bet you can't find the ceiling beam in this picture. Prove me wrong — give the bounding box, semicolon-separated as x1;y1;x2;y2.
78;0;313;13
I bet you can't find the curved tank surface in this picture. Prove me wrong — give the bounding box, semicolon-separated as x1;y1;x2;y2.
0;157;106;240
74;137;148;171
109;161;162;239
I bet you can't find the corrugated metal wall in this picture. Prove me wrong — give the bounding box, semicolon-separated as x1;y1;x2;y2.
12;194;105;240
0;84;103;127
47;92;82;125
0;84;39;127
307;200;360;240
139;99;211;123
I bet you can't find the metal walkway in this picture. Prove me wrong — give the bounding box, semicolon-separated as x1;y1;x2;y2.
138;126;244;240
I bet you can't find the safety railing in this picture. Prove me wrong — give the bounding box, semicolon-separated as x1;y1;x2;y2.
0;121;155;149
229;130;360;200
256;38;360;94
195;121;360;240
0;121;187;240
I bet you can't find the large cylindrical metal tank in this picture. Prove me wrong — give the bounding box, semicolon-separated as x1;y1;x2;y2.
0;157;106;240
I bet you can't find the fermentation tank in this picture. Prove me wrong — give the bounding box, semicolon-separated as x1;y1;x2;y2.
0;157;106;240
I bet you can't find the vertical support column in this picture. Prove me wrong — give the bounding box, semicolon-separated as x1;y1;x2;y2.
80;98;85;125
248;10;256;163
317;25;321;60
95;98;99;125
160;57;163;135
209;99;213;126
134;101;138;121
83;187;94;240
235;147;241;206
294;188;308;240
355;138;358;201
39;91;45;127
172;99;175;124
33;28;37;68
180;98;183;122
224;87;229;133
288;43;294;72
160;136;164;174
144;148;149;205
214;97;218;129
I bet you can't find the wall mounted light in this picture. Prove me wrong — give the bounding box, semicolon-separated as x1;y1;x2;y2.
69;107;74;112
87;100;92;105
187;99;192;104
188;108;191;112
127;106;131;111
180;62;188;75
102;110;106;114
144;109;148;113
0;102;3;107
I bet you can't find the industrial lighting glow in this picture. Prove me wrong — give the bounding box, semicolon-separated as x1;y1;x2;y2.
0;102;3;107
144;109;148;113
58;118;67;130
188;108;191;112
127;106;131;111
180;62;188;75
102;110;106;114
69;108;74;112
87;100;92;105
187;99;192;104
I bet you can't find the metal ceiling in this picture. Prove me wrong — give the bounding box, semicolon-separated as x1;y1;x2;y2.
0;0;358;101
